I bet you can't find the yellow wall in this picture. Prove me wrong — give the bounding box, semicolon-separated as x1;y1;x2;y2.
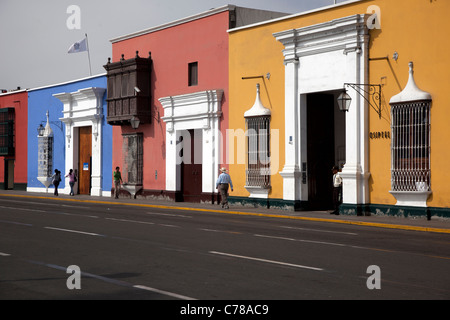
228;0;450;207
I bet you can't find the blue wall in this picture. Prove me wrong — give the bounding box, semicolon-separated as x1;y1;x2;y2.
27;75;112;193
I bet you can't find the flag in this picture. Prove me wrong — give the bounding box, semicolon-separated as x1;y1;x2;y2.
68;38;87;54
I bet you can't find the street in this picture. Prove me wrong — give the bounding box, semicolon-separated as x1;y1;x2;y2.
1;193;449;303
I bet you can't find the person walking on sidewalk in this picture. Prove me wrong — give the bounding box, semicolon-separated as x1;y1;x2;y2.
113;167;123;199
331;165;342;215
65;169;77;196
51;169;61;196
216;167;233;209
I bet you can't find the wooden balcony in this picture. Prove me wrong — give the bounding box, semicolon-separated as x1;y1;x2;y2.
104;52;152;126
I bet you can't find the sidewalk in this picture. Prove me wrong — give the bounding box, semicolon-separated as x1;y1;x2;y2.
1;189;449;234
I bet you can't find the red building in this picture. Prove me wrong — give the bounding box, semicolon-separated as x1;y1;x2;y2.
0;89;28;190
106;5;286;202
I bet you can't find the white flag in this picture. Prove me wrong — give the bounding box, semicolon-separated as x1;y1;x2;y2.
68;38;87;54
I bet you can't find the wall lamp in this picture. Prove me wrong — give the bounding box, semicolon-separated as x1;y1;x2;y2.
337;83;382;119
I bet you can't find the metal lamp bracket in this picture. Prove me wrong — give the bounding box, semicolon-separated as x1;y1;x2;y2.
344;83;382;119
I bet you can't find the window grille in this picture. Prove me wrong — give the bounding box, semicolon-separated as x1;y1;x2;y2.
122;133;143;185
246;116;271;188
391;101;430;192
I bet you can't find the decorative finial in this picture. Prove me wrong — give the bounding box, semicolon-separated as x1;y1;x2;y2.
136;51;139;58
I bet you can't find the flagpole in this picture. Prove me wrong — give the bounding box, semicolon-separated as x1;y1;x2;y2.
85;33;92;76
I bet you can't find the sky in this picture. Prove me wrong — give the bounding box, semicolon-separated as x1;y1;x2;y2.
0;0;346;90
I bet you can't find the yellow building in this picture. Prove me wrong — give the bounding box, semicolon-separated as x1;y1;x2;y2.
228;0;450;218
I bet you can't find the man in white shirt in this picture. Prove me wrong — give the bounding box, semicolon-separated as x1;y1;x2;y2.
331;165;342;215
216;167;233;209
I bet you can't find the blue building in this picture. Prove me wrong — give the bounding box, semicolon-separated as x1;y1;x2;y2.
27;74;112;196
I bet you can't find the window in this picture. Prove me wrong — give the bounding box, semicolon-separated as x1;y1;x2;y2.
122;133;143;185
0;108;15;156
246;116;271;188
391;101;430;192
188;62;198;86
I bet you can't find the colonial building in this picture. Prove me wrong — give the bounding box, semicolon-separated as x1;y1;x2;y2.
0;89;28;190
105;5;287;202
27;75;112;196
228;0;450;218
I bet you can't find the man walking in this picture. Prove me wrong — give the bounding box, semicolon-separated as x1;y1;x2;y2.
216;167;233;209
113;166;123;199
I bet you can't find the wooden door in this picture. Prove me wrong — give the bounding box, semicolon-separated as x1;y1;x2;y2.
78;126;92;195
307;94;335;210
181;130;202;202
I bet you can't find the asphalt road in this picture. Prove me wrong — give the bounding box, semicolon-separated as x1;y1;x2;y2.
1;194;449;304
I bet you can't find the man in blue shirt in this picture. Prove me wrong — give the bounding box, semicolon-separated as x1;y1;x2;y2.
216;167;233;209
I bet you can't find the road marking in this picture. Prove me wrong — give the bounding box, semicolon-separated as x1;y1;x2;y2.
106;217;155;225
26;259;196;300
133;285;196;300
146;212;192;218
0;205;45;213
280;225;358;235
255;234;347;247
44;226;103;237
209;251;324;271
0;252;11;257
0;219;33;227
199;228;243;235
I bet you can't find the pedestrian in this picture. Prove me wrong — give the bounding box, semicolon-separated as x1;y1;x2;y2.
51;169;61;196
331;165;342;215
216;167;233;209
66;169;76;196
113;166;123;199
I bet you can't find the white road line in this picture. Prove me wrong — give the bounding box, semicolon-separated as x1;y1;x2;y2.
0;205;45;213
27;259;196;300
254;234;347;247
280;225;358;236
44;226;103;237
160;224;179;228
146;212;192;218
133;285;196;300
209;251;324;271
0;252;11;257
105;217;155;225
0;220;33;227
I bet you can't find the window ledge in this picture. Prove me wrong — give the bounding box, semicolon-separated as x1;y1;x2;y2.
245;185;271;199
389;190;432;207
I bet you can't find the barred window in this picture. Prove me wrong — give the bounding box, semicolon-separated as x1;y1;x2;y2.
246;116;270;188
391;101;430;192
122;133;143;185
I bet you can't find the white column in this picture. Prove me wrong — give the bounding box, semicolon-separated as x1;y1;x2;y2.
340;44;370;205
280;58;302;202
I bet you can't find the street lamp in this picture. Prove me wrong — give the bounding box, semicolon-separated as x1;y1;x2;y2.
337;91;352;112
130;116;140;129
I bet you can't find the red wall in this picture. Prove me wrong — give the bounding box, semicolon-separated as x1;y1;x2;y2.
0;91;28;186
111;12;230;190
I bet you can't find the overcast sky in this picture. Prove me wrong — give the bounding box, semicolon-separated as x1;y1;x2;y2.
0;0;344;90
